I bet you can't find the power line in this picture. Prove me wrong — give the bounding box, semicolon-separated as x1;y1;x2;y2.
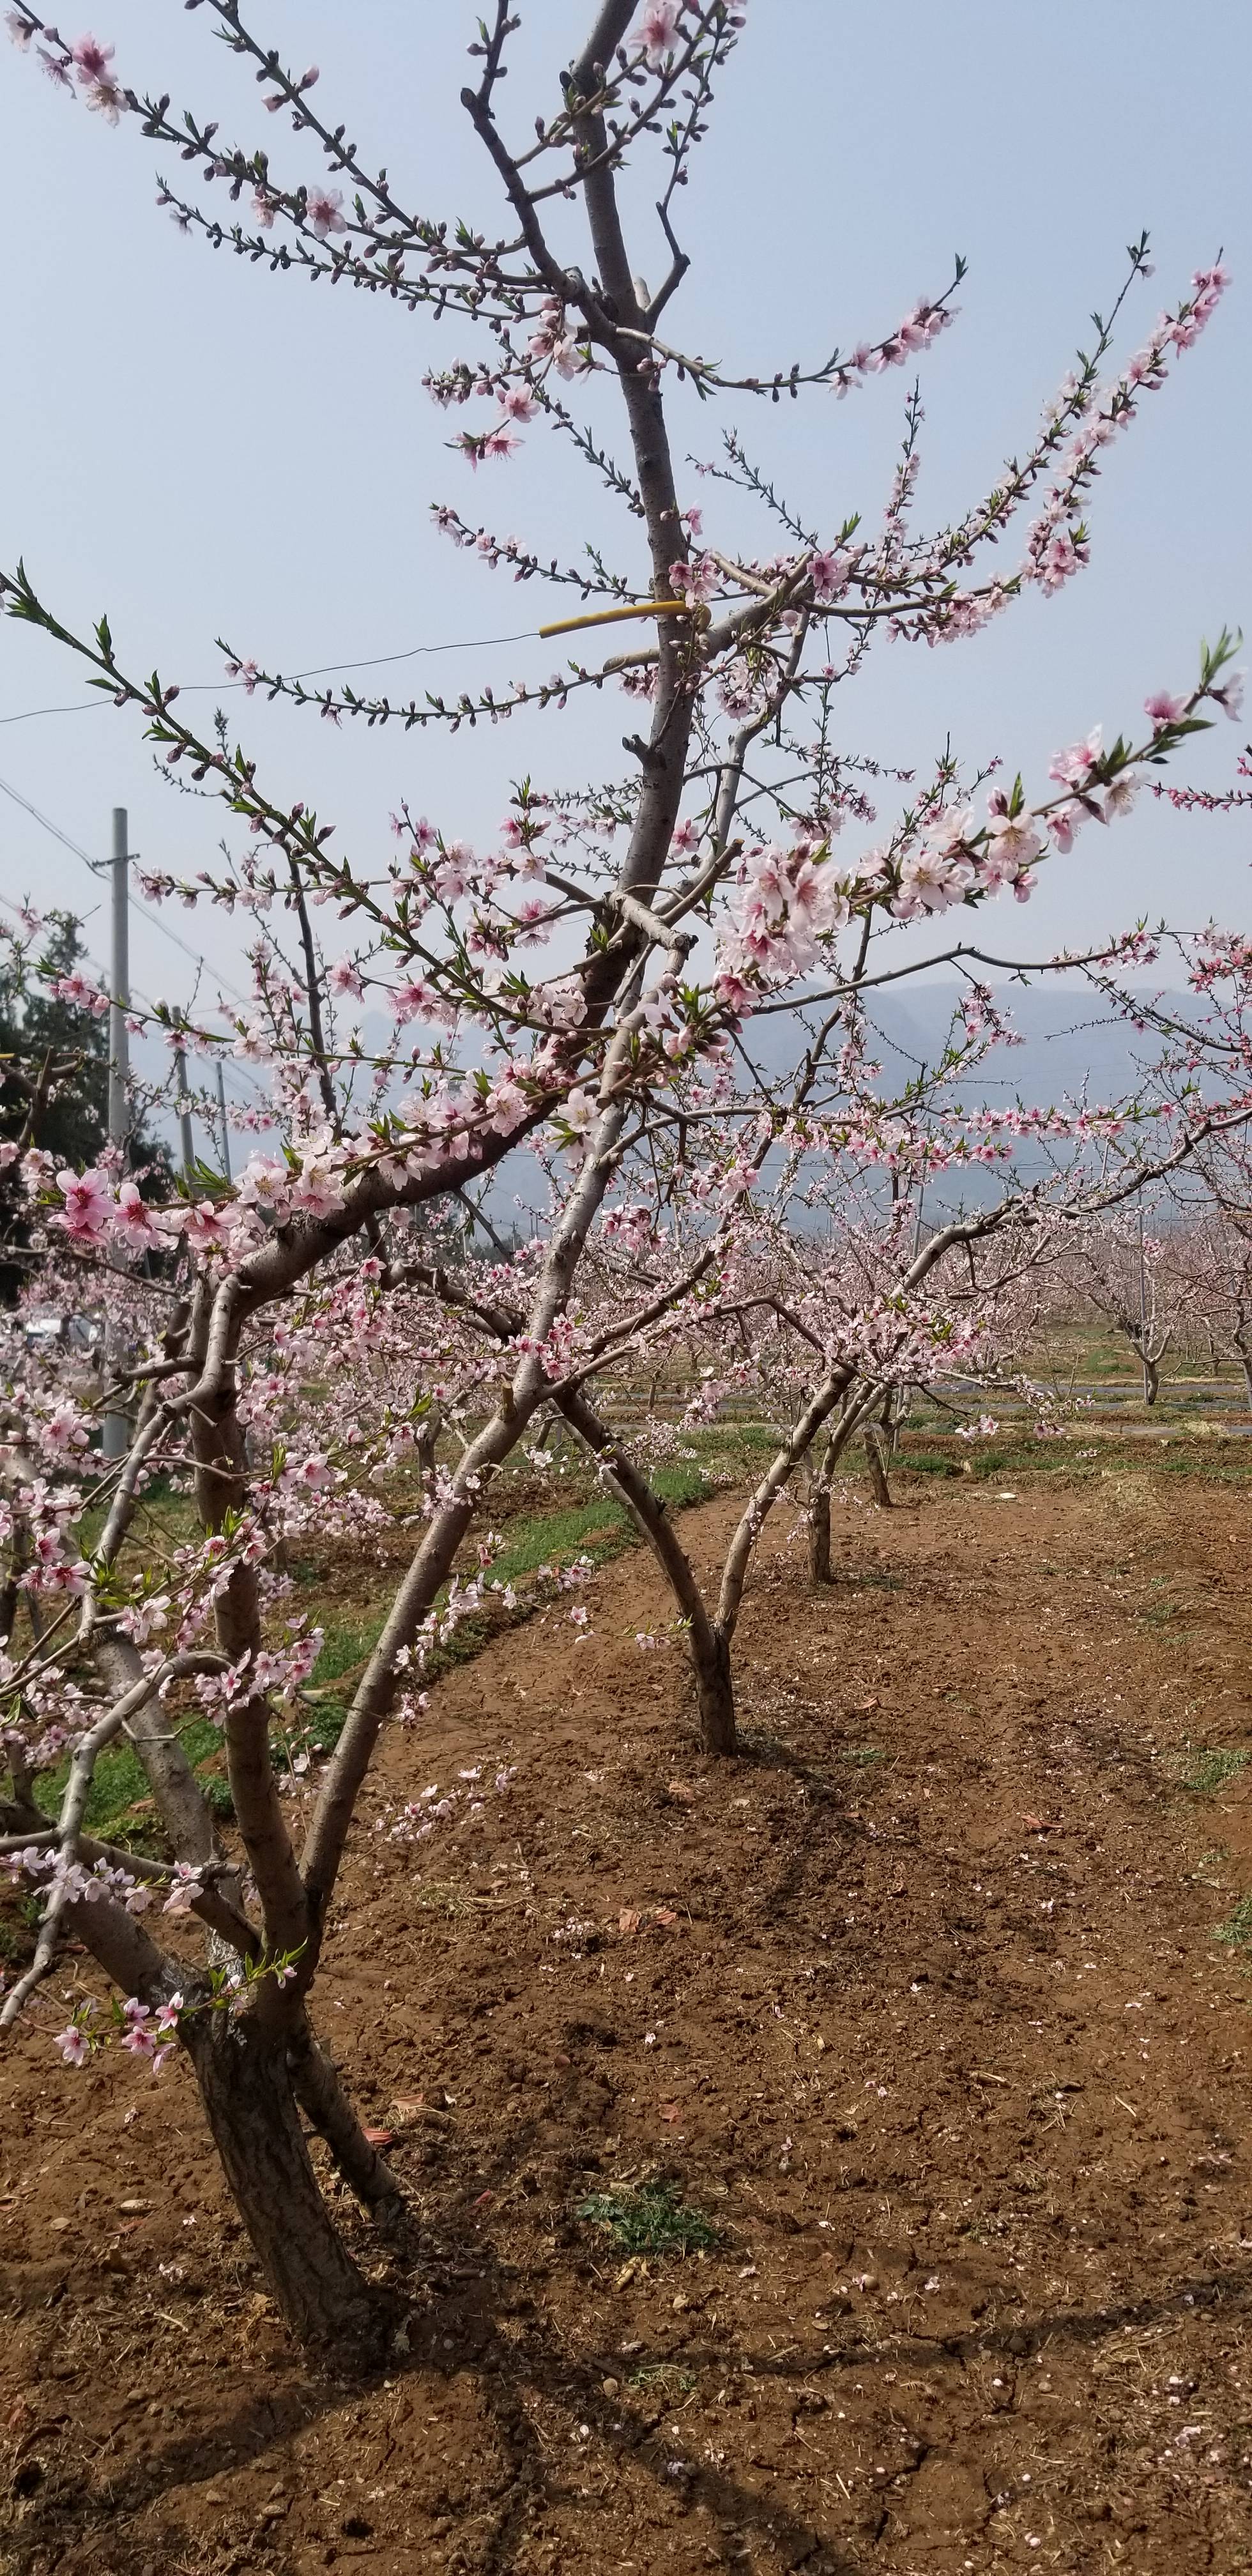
0;778;271;1107
0;769;254;1012
0;622;543;728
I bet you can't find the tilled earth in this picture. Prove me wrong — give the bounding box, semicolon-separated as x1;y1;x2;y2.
4;1462;1252;2573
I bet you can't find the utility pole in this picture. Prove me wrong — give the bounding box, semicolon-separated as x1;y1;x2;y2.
215;1061;233;1181
1138;1197;1150;1404
172;1016;196;1187
102;808;130;1462
107;806;129;1153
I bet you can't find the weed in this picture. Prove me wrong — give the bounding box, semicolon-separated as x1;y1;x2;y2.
629;2363;697;2396
1215;1895;1252;1951
839;1744;887;1768
1183;1747;1249;1797
411;1880;470;1918
576;2181;719;2257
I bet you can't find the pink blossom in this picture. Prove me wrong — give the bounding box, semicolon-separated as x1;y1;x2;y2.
498;385;537;422
55;1165;114;1241
1048;727;1103;791
433;841;475;902
290;1158;346;1220
1144;688;1187;732
5;13;34;48
83;71;121;121
811;549;850;604
70;32;113;80
40;1403;89;1459
305;186;346;239
636;1;680;67
162;1864;203;1916
982;811;1043;882
49;970;108;1017
184;1199;230;1254
238;1153;290;1213
562;1086;597;1135
291;1453;339;1491
111;1179;162;1252
1102;774;1140;820
892;846;975;919
1048;800;1085;854
669;553;717;605
54;2023;91;2067
1212;670;1244;722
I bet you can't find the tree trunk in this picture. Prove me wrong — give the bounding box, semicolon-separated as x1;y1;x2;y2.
288;2023;406;2230
691;1625;737;1757
1242;1356;1252;1419
185;2011;389;2361
1143;1354;1161;1407
807;1482;832;1584
864;1422;893;1508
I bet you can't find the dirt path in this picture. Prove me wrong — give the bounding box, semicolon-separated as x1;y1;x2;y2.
4;1466;1252;2573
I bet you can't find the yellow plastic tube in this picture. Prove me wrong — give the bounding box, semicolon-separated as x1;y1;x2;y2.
537;598;698;640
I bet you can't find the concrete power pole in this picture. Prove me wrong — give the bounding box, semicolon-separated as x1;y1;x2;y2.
107;806;130;1150
172;1019;196;1187
1138;1197;1151;1405
215;1061;233;1181
102;808;130;1461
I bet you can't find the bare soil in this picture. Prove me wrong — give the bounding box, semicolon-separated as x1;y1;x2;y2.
5;1464;1252;2574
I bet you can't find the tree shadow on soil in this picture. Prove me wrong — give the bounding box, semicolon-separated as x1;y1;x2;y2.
19;2230;1252;2576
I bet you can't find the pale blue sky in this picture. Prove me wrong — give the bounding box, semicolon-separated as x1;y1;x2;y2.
1;0;1249;1114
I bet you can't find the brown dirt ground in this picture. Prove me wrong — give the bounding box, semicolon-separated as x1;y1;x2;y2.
5;1464;1252;2575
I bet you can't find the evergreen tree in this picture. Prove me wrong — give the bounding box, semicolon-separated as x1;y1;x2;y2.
0;912;165;1303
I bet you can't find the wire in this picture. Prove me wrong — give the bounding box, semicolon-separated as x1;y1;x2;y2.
0;774;272;1112
0;770;254;1011
0;622;545;728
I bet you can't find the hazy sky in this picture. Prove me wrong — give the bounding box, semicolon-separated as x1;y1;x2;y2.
2;1;1250;1121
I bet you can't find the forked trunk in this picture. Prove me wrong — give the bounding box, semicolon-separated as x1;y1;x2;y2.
864;1422;893;1508
185;2011;388;2361
807;1482;832;1584
692;1625;737;1757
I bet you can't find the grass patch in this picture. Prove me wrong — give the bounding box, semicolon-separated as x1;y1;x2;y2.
1140;1598;1185;1628
839;1744;887;1768
1183;1747;1249;1796
1214;1896;1252;1951
576;2181;719;2257
27;1455;722;1834
33;1715;229;1841
493;1497;629;1583
411;1879;471;1918
629;2363;697;2396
